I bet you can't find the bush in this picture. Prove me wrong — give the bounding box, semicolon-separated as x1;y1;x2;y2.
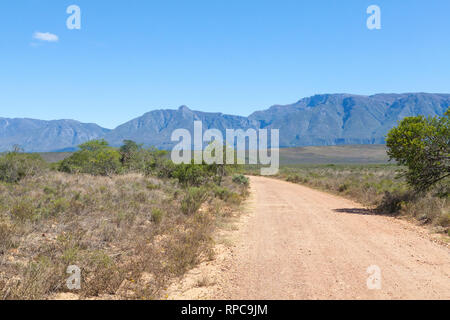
286;174;302;183
170;162;228;187
151;208;164;224
376;191;413;215
232;174;249;186
181;187;208;215
164;211;214;276
59;140;122;176
120;140;143;170
120;140;168;173
49;197;71;217
386;109;450;192
0;223;17;254
6;256;65;300
338;183;349;192
10;200;36;221
143;151;174;178
213;185;232;200
173;164;208;186
0;152;47;183
401;194;448;226
150;158;176;178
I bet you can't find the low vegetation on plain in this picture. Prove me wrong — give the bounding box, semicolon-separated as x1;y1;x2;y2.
0;140;248;300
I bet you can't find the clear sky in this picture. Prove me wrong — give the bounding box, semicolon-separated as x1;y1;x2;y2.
1;0;449;129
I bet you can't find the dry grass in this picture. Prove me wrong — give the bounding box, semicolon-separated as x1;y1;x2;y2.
0;171;248;300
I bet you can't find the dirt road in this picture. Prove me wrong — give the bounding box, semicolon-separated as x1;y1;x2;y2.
168;176;450;300
211;176;450;300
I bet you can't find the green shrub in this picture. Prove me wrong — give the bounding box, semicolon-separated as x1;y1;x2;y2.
132;146;172;177
146;182;160;190
119;140;143;170
213;185;232;200
170;162;227;187
181;187;208;215
286;174;301;183
232;174;249;186
386;109;450;192
227;192;242;205
11;200;35;221
151;208;164;224
120;141;171;174
0;152;46;183
173;164;207;186
151;158;176;179
376;191;413;215
59;140;122;176
49;197;71;216
43;186;57;195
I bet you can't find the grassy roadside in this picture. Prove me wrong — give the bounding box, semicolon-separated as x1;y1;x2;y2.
244;164;449;235
0;148;250;300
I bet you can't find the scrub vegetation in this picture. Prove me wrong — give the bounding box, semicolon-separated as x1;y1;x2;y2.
0;140;249;300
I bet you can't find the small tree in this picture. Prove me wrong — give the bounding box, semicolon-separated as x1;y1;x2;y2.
59;140;121;176
386;109;449;192
180;187;208;215
119;140;142;167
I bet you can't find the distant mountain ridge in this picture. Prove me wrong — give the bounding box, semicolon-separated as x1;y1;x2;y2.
102;105;260;149
1;93;449;152
249;93;449;147
0;118;110;152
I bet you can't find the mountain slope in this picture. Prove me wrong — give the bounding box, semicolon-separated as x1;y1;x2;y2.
0;118;110;152
107;93;449;149
249;93;449;147
103;106;259;149
1;93;448;151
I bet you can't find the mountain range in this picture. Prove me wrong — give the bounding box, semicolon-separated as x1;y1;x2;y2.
1;93;449;152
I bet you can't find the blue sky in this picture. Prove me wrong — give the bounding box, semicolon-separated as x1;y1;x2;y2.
0;0;449;129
